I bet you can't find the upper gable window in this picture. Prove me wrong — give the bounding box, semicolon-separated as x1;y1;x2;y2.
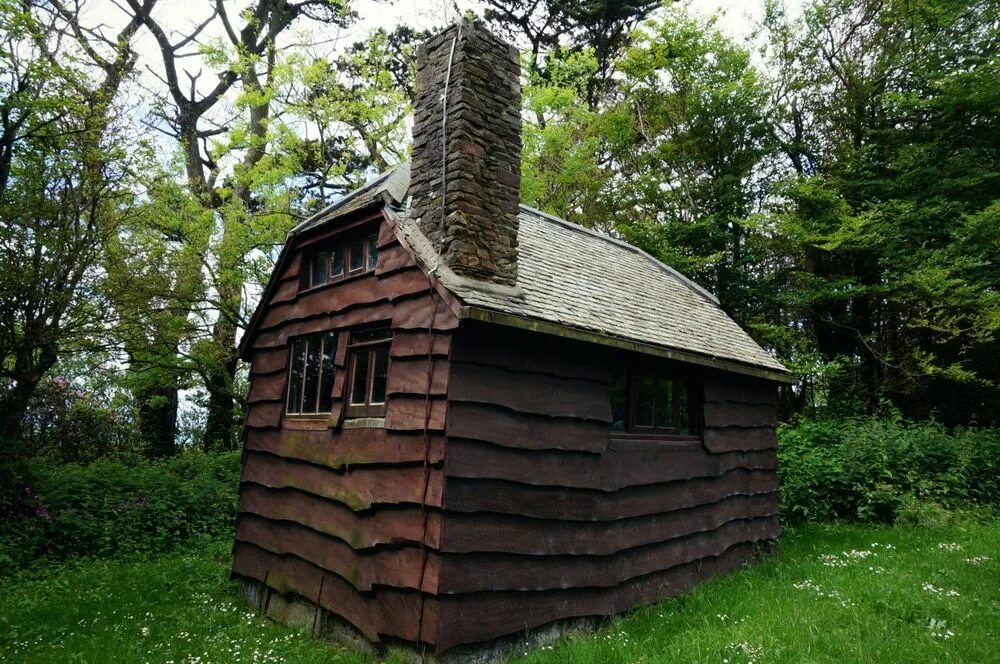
610;365;696;435
307;230;379;289
287;331;338;415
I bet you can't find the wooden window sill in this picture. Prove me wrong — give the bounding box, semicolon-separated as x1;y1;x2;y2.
341;417;386;429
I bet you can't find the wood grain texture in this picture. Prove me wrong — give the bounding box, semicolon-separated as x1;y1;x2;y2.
385;395;447;432
231;544;432;645
434;541;761;651
235;515;437;592
238;483;441;550
386;357;449;396
442;468;778;521
247;371;286;404
269;278;300;305
390;330;451;359
438;493;777;555
445;438;776;491
250;347;288;376
446;402;610;453
245;402;283;429
240;450;443;510
450;324;613;383
245;427;444;469
703;402;777;428
450;362;611;422
436;516;777;593
702;427;777;453
258;268;430;331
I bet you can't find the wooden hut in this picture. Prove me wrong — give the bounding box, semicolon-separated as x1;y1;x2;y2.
233;18;791;659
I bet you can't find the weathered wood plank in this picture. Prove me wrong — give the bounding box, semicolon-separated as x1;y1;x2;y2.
232;544;430;645
240;450;443;510
245;427;444;470
269;278;300;306
442;468;778;521
375;242;415;276
385;396;447;432
450;325;614;383
439;493;777;556
390;331;451;359
437;516;777;593
247;371;285;404
702;427;777;453
235;515;436;592
446;402;609;453
252;297;457;350
245;401;283;429
434;541;760;651
703;402;777;428
386;357;449;396
250;347;288;376
449;362;611;422
445;438;777;491
237;483;441;549
281;253;301;280
259;269;430;331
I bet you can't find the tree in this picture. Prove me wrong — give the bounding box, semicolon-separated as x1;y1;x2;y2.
0;0;148;440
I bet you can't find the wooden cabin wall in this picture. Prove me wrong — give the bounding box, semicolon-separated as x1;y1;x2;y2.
434;324;779;652
232;213;455;648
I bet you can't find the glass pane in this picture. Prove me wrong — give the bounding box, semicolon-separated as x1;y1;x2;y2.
677;380;690;433
350;349;369;405
635;376;655;427
351;328;393;345
302;336;322;413
609;369;627;431
287;337;306;414
310;252;328;287
654;378;675;429
367;233;378;271
318;331;337;412
349;239;364;272
370;345;389;404
330;246;344;277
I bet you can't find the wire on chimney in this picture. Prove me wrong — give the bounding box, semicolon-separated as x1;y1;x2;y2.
439;33;458;246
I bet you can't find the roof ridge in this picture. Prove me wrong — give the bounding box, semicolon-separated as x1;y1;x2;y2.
517;204;720;306
289;164;405;236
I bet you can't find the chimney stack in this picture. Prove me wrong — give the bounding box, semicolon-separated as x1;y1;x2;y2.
408;18;521;287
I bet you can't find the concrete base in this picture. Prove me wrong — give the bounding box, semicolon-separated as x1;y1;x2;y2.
238;578;602;663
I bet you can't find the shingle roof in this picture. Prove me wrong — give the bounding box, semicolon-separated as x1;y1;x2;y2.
272;163;788;379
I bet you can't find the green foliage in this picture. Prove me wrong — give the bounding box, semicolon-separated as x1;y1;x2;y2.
0;451;241;568
777;418;1000;523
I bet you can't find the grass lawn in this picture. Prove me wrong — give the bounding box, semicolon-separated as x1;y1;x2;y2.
1;520;997;663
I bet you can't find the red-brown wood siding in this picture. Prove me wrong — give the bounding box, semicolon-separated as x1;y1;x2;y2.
233;213;453;647
433;323;779;651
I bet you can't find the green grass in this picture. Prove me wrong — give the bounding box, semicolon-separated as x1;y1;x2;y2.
1;521;998;663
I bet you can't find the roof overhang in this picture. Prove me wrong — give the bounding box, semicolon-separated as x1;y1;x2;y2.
459;305;796;384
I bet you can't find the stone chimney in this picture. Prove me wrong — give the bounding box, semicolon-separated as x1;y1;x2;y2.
408;18;521;286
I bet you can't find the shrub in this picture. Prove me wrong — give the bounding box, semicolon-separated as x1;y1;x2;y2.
777;417;1000;524
0;451;241;569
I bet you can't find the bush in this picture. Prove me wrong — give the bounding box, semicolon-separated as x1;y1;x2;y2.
0;451;241;569
777;417;1000;524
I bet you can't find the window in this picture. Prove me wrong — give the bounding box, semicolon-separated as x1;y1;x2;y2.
306;231;378;289
345;328;392;418
286;331;338;414
610;366;695;435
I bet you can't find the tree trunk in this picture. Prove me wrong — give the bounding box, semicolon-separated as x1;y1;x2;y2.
137;385;179;457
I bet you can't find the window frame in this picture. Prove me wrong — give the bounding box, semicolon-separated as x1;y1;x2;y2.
285;331;338;416
304;228;379;291
344;327;392;419
610;363;700;438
